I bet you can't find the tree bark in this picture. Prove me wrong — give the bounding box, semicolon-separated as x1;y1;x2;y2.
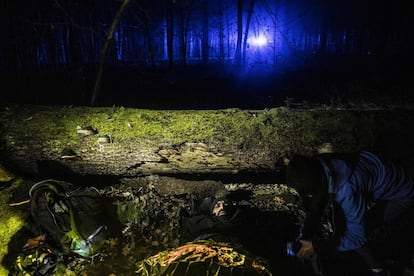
167;0;175;69
235;0;243;69
242;0;255;70
1;105;414;179
218;0;224;64
201;0;209;65
90;0;131;106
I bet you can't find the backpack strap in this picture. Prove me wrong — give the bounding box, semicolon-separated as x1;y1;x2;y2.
30;180;83;250
316;158;334;194
29;179;59;197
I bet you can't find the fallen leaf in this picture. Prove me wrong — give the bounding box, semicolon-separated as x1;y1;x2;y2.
23;234;47;250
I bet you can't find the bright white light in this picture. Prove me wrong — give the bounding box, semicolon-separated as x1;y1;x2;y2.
250;35;267;46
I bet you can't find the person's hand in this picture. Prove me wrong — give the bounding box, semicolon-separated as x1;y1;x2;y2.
296;240;314;259
370;267;387;276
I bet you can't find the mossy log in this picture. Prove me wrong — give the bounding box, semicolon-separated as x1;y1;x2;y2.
0;105;413;179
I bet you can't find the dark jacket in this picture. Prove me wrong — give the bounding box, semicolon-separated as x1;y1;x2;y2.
306;151;414;253
180;208;246;244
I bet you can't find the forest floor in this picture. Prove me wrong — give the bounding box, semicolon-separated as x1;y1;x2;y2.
1;174;304;275
2;172;414;275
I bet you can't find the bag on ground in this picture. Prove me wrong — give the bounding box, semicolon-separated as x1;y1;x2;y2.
29;179;109;258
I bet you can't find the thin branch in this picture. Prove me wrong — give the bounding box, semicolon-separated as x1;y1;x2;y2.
90;0;132;106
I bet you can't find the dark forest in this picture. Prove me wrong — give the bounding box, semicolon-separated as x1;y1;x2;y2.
1;0;414;108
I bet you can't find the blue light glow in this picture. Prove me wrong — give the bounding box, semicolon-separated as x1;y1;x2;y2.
250;35;268;47
24;0;403;78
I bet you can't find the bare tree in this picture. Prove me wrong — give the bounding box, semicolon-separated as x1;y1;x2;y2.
142;9;155;67
218;0;225;63
90;0;131;106
263;0;280;70
201;0;209;64
242;0;255;71
235;0;243;69
177;0;195;65
166;0;174;69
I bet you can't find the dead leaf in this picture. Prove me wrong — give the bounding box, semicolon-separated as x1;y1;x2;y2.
23;234;47;250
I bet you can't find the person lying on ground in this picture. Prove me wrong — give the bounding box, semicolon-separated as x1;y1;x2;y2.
180;196;247;245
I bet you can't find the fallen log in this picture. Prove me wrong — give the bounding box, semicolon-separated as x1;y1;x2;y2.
0;105;413;179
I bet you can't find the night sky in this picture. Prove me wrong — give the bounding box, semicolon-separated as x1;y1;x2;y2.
1;0;413;109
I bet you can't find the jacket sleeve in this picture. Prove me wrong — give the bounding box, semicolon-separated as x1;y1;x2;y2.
299;212;320;240
181;215;217;242
312;189;368;254
334;191;367;251
301;209;338;255
181;209;245;243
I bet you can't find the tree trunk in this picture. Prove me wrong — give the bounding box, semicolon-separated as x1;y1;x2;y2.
318;5;329;56
218;0;224;64
201;0;209;65
242;0;255;71
143;10;155;67
235;0;243;69
1;105;414;179
178;0;194;66
90;0;131;106
178;5;187;65
167;0;174;69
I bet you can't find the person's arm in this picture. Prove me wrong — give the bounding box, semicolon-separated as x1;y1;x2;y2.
299;190;368;257
299;212;320;240
296;212;321;258
335;192;385;271
181;215;217;242
297;211;337;258
307;192;367;257
334;192;367;251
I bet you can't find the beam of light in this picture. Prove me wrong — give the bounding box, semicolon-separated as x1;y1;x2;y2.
250;35;268;47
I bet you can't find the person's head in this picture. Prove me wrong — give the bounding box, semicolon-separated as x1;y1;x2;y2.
286;155;328;214
211;198;235;217
212;200;227;216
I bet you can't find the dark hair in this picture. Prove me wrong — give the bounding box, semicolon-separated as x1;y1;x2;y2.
197;197;230;215
210;197;225;213
286;155;328;213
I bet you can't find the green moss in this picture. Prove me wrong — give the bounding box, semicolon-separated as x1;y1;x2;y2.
0;179;29;275
1;105;412;169
1;106;267;149
0;165;14;182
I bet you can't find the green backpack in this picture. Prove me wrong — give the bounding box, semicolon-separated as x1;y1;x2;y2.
29;179;109;258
